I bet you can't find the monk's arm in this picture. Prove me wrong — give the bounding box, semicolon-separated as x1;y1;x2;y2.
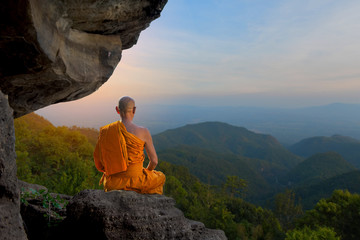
143;128;158;171
93;138;105;172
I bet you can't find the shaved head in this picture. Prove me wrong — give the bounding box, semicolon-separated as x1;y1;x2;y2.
118;96;135;115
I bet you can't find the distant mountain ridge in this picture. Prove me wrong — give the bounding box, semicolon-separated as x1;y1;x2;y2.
154;122;301;169
289;135;360;168
153;122;302;200
138;102;360;145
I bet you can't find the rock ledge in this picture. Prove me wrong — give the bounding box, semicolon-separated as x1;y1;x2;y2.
64;189;227;240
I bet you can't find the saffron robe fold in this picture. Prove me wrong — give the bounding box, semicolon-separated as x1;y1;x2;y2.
94;121;165;194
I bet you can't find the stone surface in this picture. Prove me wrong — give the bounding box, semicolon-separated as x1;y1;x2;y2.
0;0;167;117
18;180;48;193
0;91;28;240
64;189;227;240
18;187;227;240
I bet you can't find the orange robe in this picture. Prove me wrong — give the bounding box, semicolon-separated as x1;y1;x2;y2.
94;121;165;194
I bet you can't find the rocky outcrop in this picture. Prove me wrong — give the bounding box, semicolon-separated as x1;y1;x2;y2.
0;0;167;117
0;91;27;240
65;189;227;240
20;188;227;240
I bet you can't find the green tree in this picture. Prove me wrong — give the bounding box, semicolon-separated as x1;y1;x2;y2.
223;175;248;198
227;197;283;240
285;226;340;240
163;175;189;209
16;150;34;183
296;189;360;240
274;189;303;231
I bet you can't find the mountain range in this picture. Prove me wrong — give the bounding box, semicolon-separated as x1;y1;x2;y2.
153;122;302;200
154;122;301;168
21;113;360;209
153;122;360;208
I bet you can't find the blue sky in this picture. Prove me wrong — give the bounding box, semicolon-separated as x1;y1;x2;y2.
117;0;360;106
37;0;360;127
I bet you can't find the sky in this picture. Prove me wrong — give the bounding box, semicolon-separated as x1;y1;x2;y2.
37;0;360;128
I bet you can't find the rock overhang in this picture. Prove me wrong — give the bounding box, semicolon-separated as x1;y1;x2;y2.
0;0;168;117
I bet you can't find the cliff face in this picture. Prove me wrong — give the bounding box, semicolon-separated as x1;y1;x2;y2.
0;1;170;239
0;92;27;239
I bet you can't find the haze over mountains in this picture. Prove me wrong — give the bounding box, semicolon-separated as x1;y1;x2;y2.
37;102;360;145
140;103;360;145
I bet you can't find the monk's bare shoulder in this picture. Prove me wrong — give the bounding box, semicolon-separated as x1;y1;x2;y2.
135;126;151;142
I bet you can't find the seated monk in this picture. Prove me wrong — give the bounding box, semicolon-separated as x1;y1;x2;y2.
94;96;165;194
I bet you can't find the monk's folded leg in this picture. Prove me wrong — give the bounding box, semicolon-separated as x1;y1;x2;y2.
142;170;166;194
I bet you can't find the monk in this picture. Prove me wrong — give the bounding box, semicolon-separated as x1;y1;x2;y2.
94;96;165;194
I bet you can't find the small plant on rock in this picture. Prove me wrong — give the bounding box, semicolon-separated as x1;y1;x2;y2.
21;188;68;226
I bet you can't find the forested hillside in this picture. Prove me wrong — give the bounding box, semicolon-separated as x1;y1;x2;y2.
15;113;102;195
154;122;301;168
289;135;360;168
69;126;99;146
15;113;360;240
294;170;360;209
156;145;272;198
153;122;304;201
282;152;356;187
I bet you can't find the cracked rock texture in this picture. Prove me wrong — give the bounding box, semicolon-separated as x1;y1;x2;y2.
19;185;227;239
0;91;27;240
64;189;227;240
0;0;167;118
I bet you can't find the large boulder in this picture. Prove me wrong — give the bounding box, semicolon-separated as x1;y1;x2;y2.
64;189;227;240
0;0;167;117
0;91;27;240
